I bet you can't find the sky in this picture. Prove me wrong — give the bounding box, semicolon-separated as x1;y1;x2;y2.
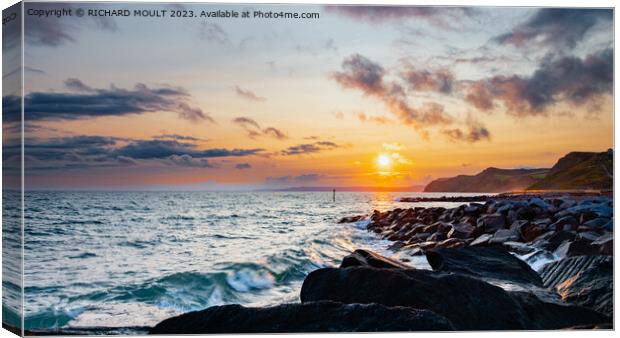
2;3;614;190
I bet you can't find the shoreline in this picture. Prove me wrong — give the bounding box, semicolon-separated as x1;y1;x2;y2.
12;193;614;334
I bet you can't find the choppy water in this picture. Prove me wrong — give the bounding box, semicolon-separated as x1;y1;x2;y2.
4;191;482;332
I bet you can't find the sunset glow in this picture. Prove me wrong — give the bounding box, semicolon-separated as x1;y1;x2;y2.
1;4;611;191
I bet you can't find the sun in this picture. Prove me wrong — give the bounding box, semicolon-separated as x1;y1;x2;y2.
376;154;392;169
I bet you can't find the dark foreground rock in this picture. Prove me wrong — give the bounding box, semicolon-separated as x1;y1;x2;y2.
300;266;609;330
149;301;454;334
544;256;613;317
425;246;543;286
340;249;410;269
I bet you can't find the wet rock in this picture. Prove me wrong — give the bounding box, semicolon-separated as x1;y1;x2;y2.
593;235;613;256
532;218;553;229
149;301;455;333
477;213;506;233
426;246;542;286
502;241;536;255
489;229;519;244
338;215;366;224
543;256;613;317
300;266;608;330
447;223;475;239
426;232;446;242
520;223;546;242
340;249;410;269
583;217;611;229
538;231;577;252
555;238;606;258
550;215;578;231
470;234;493;246
434;238;466;249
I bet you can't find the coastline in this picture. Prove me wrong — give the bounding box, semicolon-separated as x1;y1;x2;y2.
17;193;613;334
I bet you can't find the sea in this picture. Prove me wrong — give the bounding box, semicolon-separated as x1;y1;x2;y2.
3;191;487;333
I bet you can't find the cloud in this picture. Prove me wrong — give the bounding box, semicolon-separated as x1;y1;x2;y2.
235;163;252;170
493;8;612;50
14;135;264;173
324;6;475;29
262;127;287;140
464;48;612;116
234;86;266;102
117;156;138;165
199;22;229;44
280;141;340;155
154;134;205;142
113;139;263;160
401;66;454;94
64;78;93;92
232;117;261;130
331;54;453;135
441;117;491;143
5;80;213;123
357;112;391;124
167;154;216;168
24;3;118;47
232;116;288;140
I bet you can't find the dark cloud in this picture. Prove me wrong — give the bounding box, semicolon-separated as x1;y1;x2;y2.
401;66;454;94
232;117;288;140
331;54;453;135
154;134;205;142
234;86;266;102
167;154;217;168
64;78;93;92
325;6;475;29
464;48;613;116
13;135;263;173
4;80;213;123
280;141;340;156
113;139;262;160
235;163;252;170
441;118;491;143
493;8;612;50
24;3;118;47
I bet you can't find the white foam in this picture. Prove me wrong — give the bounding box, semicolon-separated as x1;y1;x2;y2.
226;269;275;292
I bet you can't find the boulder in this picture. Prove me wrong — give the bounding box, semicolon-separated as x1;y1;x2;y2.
425;246;543;286
470;234;493;246
489;229;519;244
540;255;611;288
583;217;611;229
340;249;410;269
447;223;476;239
550;215;579;231
149;301;455;333
555;239;604;258
537;231;577;251
540;256;613;317
520;223;546;242
338;215;366;224
300;267;608;330
477;213;506;233
556;259;613;317
593;235;613;256
502;241;536;255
